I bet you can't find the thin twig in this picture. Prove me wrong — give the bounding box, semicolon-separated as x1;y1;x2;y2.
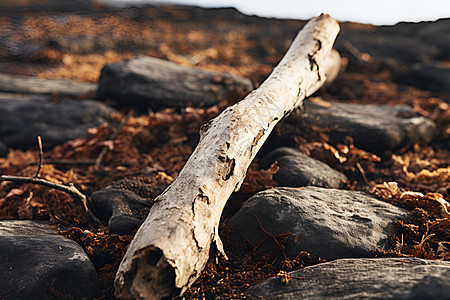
0;175;88;212
254;214;287;259
343;41;372;63
52;214;71;226
356;162;369;185
236;231;257;249
255;236;270;250
95;109;134;170
34;136;43;178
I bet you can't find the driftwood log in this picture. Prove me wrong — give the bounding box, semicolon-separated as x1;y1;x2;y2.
115;14;341;299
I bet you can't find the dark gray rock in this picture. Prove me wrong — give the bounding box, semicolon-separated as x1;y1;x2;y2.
95;56;253;110
0;72;96;97
247;257;450;300
0;220;100;300
0;39;48;61
0;139;7;156
228;187;409;260
336;19;450;68
0;94;116;149
377;18;450;61
415;18;450;60
263;147;347;188
336;31;439;67
90;178;168;234
334;18;450;74
276;100;436;154
396;62;450;94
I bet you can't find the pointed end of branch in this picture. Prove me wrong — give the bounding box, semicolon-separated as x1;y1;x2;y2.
317;13;338;23
311;13;340;37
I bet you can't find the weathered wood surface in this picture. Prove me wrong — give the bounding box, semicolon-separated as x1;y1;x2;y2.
115;14;341;300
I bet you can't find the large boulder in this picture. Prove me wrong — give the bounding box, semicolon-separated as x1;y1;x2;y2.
0;94;116;150
228;187;409;260
95;56;253;110
0;73;96;97
262;147;347;188
0;220;100;299
247;257;450;299
276;100;436;154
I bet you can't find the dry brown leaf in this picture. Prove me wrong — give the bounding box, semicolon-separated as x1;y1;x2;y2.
374;182;450;218
240;162;279;194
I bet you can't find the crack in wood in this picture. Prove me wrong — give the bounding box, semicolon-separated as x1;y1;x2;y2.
218;155;235;181
191;228;203;252
191;198;203;253
249;128;266;156
308;39;323;81
196;188;210;204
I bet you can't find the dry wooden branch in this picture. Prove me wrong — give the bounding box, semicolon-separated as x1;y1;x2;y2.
115;14;340;299
0;175;88;211
1;136;89;212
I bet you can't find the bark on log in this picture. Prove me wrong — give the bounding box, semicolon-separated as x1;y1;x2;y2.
115;14;341;300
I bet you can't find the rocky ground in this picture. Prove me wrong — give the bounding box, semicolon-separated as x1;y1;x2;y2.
0;1;449;299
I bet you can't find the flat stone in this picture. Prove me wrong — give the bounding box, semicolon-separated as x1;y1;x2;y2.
227;187;409;260
262;147;347;188
95;56;253;110
0;39;48;60
0;94;116;149
276;100;436;154
246;257;450;299
90;178;169;234
0;220;100;300
0;72;96;97
396;62;450;94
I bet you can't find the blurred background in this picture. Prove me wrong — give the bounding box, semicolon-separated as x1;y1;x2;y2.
104;0;450;25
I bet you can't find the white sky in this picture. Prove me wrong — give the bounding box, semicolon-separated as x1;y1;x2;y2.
108;0;450;25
